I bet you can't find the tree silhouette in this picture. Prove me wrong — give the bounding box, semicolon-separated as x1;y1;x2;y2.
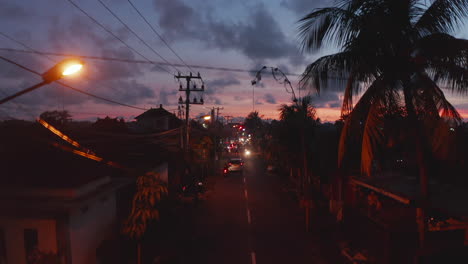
39;110;71;127
298;0;468;247
93;116;127;133
278;96;318;190
122;172;168;264
244;111;265;150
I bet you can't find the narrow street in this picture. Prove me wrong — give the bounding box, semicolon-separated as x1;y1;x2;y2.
157;154;344;264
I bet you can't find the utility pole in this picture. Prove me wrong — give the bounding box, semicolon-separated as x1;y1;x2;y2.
176;72;204;153
177;105;184;149
210;108;215;124
214;107;223;122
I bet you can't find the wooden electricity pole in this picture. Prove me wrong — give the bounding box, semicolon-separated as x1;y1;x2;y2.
214;107;224;122
176;72;204;153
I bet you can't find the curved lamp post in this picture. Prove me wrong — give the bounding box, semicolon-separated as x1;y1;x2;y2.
251;66;298;110
0;58;84;105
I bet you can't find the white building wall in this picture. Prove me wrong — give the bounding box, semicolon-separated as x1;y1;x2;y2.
69;194;116;264
0;218;57;264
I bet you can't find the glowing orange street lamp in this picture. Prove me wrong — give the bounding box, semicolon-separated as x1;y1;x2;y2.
203;115;211;121
0;58;84;105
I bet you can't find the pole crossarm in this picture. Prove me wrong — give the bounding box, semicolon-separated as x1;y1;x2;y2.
175;72;205;152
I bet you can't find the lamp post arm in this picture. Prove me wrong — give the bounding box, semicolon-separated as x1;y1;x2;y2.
0;81;48;105
252;66;298;104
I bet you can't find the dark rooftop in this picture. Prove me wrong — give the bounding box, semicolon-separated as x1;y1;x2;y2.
135;104;175;120
0;120;177;189
0;123;122;188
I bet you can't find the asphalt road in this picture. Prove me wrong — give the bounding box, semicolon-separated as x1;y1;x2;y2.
163;153;343;264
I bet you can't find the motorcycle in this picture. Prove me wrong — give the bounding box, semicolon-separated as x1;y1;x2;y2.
181;176;205;201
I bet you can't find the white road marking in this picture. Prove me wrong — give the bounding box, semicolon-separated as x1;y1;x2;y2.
244;189;248;199
251;252;257;264
247;209;251;224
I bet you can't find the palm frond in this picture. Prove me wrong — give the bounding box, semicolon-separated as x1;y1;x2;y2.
416;33;468;93
428;62;468;94
338;78;385;168
414;73;462;123
361;101;385;177
341;75;355;117
415;0;468;36
425;118;458;160
122;171;168;240
412;73;462;160
279;104;295;121
279;96;317;121
299;51;373;93
297;6;359;51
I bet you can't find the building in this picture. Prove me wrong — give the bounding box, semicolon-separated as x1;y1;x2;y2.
0;176;131;264
133;105;181;133
0;116;187;264
0;122;132;264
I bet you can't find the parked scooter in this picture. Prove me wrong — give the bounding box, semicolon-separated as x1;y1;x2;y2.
181;175;205;201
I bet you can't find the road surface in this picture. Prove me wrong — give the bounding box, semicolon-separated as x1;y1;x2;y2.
150;154;343;264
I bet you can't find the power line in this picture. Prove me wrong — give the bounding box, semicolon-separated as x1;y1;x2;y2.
96;0;179;73
0;32;56;63
65;0;173;75
0;55;148;111
0;48;303;77
0;88;39;120
126;0;194;72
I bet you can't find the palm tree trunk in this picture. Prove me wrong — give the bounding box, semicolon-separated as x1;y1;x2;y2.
403;84;428;250
137;242;142;264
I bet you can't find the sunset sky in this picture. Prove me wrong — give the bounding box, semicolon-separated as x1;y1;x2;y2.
1;0;467;122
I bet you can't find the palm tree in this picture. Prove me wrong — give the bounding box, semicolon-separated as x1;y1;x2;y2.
298;0;467;247
122;171;168;264
244;111;265;151
279;96;318;230
279;96;316;191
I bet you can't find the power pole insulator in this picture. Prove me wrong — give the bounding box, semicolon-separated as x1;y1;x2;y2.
175;72;204;153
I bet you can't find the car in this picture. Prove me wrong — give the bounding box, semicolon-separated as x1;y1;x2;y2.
226;158;244;173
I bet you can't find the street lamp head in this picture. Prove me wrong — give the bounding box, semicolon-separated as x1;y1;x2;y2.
42;58;84;83
62;63;83;76
203;115;211;120
0;57;85;105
